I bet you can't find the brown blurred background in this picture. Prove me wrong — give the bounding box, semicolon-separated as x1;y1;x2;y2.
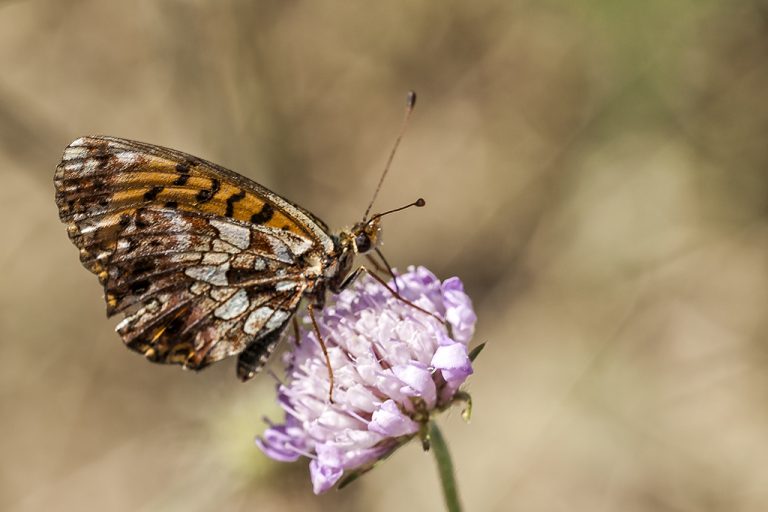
2;1;768;510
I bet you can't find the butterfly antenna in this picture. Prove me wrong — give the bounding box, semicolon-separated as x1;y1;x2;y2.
367;197;425;224
363;90;417;221
373;247;401;293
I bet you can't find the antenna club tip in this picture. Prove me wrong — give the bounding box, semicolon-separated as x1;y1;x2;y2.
415;197;426;207
406;90;417;108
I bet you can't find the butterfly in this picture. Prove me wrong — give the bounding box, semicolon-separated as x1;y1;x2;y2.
53;93;422;382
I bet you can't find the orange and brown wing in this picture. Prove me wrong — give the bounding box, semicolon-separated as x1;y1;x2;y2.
53;136;327;377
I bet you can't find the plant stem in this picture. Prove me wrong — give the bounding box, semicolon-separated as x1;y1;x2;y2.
429;421;463;512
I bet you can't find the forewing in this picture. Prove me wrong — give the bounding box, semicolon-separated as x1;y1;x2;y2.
55;136;334;262
54;136;327;374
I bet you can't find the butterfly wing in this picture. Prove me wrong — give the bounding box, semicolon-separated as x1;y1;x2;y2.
54;136;334;378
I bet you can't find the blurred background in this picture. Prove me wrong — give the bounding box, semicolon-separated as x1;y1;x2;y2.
1;1;767;510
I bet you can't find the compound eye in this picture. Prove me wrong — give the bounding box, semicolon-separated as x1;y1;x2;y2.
355;232;372;253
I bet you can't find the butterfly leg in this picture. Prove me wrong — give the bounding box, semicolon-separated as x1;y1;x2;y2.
292;316;301;347
364;253;388;276
343;266;444;323
337;264;369;291
364;248;401;293
307;303;335;403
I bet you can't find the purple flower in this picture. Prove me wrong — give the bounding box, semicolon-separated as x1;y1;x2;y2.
256;266;477;494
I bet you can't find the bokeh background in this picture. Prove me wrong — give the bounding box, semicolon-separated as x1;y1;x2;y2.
2;1;767;510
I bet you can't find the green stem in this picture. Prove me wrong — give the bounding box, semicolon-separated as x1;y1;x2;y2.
429;421;463;512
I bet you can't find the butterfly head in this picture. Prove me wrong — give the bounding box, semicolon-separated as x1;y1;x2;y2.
350;217;382;255
333;219;381;280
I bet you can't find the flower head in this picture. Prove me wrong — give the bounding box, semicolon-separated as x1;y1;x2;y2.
256;266;477;493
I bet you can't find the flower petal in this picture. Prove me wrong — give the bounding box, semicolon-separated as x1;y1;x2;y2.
442;277;477;344
393;363;437;407
310;459;344;494
432;343;473;383
255;424;304;462
369;399;420;437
